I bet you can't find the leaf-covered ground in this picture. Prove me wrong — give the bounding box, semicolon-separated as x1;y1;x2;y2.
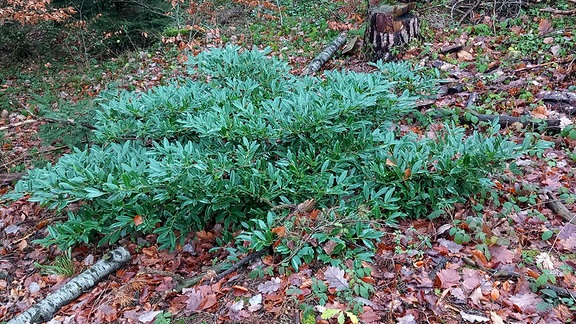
1;0;576;323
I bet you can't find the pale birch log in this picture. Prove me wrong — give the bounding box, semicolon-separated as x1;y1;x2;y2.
301;32;348;76
8;246;131;324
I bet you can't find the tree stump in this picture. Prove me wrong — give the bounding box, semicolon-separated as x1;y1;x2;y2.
364;3;420;62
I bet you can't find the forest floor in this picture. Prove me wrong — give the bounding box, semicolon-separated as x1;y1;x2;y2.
1;0;576;323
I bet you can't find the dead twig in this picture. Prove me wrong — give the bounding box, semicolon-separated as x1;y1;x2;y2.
540;7;576;15
0;146;68;172
170;248;269;292
142;268;186;285
542;190;576;226
0;119;38;131
5;101;97;132
513;57;574;73
212;248;268;282
0;117;96;132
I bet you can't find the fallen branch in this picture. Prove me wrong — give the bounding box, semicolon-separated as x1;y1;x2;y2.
0;146;68;172
8;246;131;324
537;90;576;115
458;94;561;132
428;91;564;134
542;190;576;226
513;57;574;73
540;7;576;15
464;112;562;134
301;32;347;76
0;119;37;131
0;172;25;186
537;91;576;106
431;108;563;134
173;248;268;292
0;117;96;132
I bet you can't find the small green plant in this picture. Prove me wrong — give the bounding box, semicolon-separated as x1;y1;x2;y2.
521;249;539;265
300;304;317;324
449;222;472;244
34;248;75;277
465;23;492;36
153;311;171;324
311;278;329;305
535;264;576;311
561;124;576;140
321;307;359;324
301;313;316;324
534;269;557;288
237;209;382;272
248;265;274;279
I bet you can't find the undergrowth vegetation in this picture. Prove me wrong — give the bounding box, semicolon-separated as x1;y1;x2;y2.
6;46;537;254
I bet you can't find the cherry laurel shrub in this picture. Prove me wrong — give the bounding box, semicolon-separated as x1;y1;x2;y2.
7;46;530;250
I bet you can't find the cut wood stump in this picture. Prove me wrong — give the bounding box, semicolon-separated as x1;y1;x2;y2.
364;3;420;62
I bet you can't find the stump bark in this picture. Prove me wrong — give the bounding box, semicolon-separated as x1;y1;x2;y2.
364;3;420;61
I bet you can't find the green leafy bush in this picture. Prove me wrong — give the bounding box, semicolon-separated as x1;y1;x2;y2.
7;46;526;250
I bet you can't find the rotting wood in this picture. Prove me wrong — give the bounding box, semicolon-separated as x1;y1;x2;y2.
435;110;564;133
537;91;576;106
301;32;348;76
8;246;131;324
537;90;576;115
0;172;25;186
440;43;463;54
464;112;562;134
542;190;576;226
364;3;419;62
